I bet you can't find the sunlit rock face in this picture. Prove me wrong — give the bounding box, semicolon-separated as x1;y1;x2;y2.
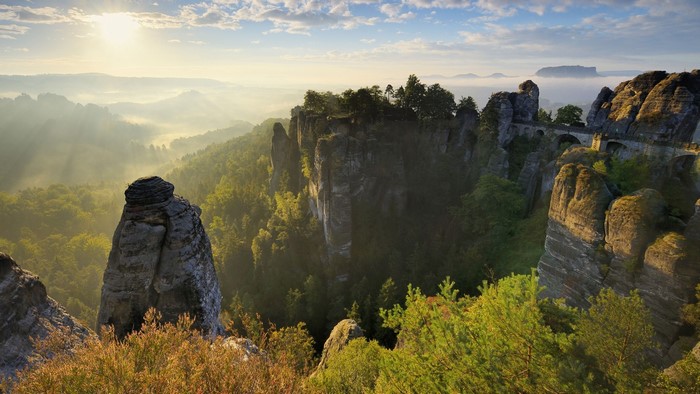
0;253;94;380
315;319;363;372
586;70;700;141
538;163;700;362
97;176;223;339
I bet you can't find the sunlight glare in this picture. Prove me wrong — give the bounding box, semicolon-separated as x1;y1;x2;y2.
95;13;139;45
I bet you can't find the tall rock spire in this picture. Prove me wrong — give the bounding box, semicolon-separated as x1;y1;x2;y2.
97;176;223;338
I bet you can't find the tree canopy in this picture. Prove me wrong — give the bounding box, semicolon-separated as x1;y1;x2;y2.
554;104;584;126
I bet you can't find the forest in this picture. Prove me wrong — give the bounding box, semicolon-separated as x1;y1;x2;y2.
1;74;699;392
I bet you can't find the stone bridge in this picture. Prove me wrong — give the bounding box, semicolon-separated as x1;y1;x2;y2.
510;121;700;165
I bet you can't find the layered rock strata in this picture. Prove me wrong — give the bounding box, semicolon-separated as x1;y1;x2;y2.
97;176;223;339
0;253;93;379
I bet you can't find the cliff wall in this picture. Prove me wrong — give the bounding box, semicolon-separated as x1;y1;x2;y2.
539;165;700;360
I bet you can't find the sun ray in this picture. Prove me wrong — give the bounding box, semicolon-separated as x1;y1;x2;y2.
93;13;139;46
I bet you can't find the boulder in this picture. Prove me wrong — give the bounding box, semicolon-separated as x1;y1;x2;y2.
97;176;223;339
316;319;363;371
0;253;94;380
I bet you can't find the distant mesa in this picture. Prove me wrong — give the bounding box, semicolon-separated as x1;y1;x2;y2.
535;65;601;78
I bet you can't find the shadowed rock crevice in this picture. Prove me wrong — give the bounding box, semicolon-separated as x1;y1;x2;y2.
97;176;223;339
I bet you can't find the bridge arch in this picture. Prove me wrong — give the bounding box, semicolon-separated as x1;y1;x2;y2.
557;133;581;147
605;141;629;157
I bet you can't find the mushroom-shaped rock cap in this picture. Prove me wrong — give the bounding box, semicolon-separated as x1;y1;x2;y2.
124;176;175;205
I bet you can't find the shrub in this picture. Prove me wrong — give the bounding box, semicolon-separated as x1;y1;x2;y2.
9;309;312;394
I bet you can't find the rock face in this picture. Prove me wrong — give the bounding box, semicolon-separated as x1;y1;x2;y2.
586;70;700;141
270;122;295;194
277;111;479;269
483;80;540;149
0;253;93;379
316;319;363;371
97;176;223;339
538;163;700;361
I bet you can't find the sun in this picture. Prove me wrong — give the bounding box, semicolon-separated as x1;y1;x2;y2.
94;13;139;45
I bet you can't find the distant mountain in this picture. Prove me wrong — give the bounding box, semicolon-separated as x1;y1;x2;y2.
169;121;254;157
535;66;601;78
484;73;510;79
452;73;480;79
108;90;236;135
0;73;228;100
0;73;300;129
0;93;173;191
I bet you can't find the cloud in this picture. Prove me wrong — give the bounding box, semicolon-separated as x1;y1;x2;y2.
360;38;376;43
0;5;75;24
0;24;29;39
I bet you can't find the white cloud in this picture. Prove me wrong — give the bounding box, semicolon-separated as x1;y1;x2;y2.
0;5;71;24
0;24;29;39
360;38;376;43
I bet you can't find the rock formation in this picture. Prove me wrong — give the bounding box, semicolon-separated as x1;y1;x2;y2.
485;80;539;149
538;163;700;361
97;176;223;339
316;319;363;371
586;70;700;141
275;109;479;269
0;253;93;379
270;122;295;194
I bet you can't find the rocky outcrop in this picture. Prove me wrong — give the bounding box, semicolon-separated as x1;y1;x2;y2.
485;80;540;148
97;176;223;339
270;122;295;194
512;80;539;123
0;253;93;379
604;189;666;270
316;319;363;371
586;86;613;128
538;164;613;305
586;70;700;141
309;121;408;264
517;152;542;210
281;110;479;269
538;163;700;361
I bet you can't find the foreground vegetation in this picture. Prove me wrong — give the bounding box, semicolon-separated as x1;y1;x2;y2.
5;274;699;393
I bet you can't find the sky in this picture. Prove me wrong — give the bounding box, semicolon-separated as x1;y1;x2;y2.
0;0;699;87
